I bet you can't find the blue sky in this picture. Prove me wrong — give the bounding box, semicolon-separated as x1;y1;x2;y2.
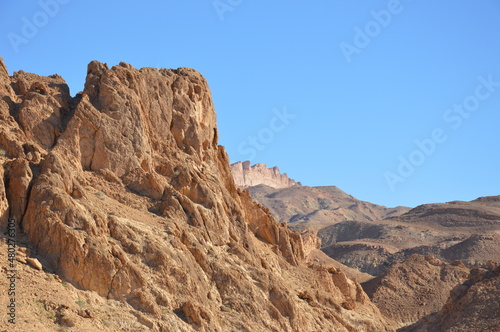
1;0;500;208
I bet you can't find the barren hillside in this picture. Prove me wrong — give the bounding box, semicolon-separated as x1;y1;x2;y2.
318;199;500;275
246;184;409;231
241;176;500;331
0;58;394;331
362;254;470;326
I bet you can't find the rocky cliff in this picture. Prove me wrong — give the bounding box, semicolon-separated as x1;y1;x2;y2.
231;161;301;189
0;58;393;331
317;198;500;276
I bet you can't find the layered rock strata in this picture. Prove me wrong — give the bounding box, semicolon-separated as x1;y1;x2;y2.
231;161;301;189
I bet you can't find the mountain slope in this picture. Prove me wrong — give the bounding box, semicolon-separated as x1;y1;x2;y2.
318;198;500;275
362;254;470;326
400;264;500;332
247;184;409;231
0;58;393;331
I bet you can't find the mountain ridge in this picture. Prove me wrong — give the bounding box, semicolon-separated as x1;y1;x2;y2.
0;58;393;331
231;161;301;189
246;183;410;231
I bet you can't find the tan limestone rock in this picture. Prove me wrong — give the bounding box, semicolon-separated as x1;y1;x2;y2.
0;60;394;331
231;161;301;189
27;257;43;270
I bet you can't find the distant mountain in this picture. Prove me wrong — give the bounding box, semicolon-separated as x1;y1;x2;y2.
231;161;301;188
390;195;500;229
246;184;410;231
237;166;500;330
233;161;500;278
318;196;500;275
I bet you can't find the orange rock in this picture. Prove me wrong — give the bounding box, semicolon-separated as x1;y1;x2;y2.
0;58;394;331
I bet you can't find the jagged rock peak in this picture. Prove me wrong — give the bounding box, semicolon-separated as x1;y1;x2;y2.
0;57;8;78
231;160;301;189
0;60;395;331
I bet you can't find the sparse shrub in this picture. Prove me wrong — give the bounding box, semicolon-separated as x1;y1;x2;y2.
0;149;5;156
102;319;111;327
47;311;56;320
75;300;86;308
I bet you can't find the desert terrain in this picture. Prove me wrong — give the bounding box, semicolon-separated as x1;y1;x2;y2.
0;57;498;331
0;58;399;331
232;162;500;329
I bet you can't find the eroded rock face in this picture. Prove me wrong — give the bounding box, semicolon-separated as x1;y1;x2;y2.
401;264;500;332
0;163;8;231
0;58;393;331
231;161;301;189
362;254;470;326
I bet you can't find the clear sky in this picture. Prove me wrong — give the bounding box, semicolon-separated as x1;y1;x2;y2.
1;0;500;208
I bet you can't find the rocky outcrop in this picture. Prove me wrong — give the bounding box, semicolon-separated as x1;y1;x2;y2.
301;230;322;258
0;160;8;231
231;161;301;189
0;58;393;331
393;198;500;230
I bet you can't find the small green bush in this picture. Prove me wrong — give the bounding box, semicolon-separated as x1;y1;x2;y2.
75;300;86;308
47;311;56;320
